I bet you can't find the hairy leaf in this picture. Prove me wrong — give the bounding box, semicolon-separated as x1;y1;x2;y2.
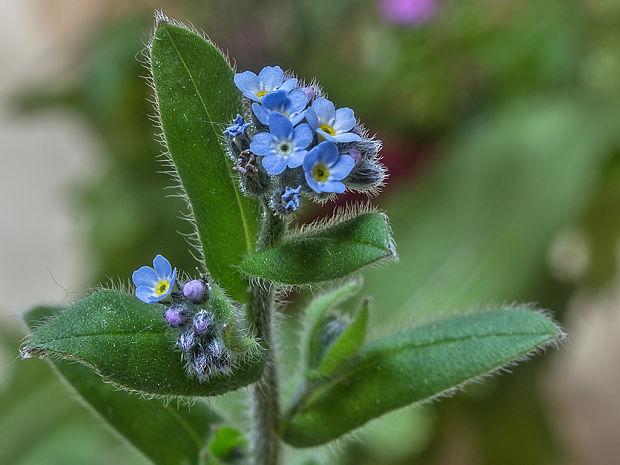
307;300;368;380
281;308;563;447
304;280;362;369
23;290;264;397
241;213;395;285
24;304;220;465
150;19;260;302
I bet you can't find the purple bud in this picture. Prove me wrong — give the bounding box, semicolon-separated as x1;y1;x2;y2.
164;306;185;328
209;340;230;371
177;330;195;352
193;311;213;335
346;148;363;167
183;280;205;301
301;86;316;102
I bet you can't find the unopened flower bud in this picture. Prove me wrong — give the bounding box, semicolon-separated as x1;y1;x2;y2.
193;311;213;335
346;148;363;167
164;305;185;328
191;348;210;377
183;280;205;301
177;329;196;352
300;86;317;103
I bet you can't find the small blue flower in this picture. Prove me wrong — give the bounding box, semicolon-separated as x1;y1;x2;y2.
250;113;313;175
282;185;302;211
303;141;355;193
224;114;251;138
132;254;177;304
234;66;297;102
305;98;361;143
252;89;308;126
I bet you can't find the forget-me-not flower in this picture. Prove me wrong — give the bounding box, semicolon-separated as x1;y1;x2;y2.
234;66;297;102
132;254;177;304
224;114;251;138
252;89;308;126
305;98;361;143
303;141;355;193
282;185;302;211
250;113;313;175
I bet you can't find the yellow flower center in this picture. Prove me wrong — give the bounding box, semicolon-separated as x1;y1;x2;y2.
319;124;335;136
313;164;329;183
155;280;170;296
257;90;269;98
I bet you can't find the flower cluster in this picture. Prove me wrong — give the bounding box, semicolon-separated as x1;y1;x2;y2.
226;65;386;214
132;255;230;380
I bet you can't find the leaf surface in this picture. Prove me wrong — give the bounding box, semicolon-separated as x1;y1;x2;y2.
150;21;260;302
281;308;562;447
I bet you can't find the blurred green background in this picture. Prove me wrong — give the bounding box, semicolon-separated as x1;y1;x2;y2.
2;0;620;464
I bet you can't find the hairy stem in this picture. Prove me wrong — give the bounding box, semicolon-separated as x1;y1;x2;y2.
250;205;285;465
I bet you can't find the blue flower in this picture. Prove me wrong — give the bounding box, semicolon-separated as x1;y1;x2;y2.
132;254;177;304
234;66;297;102
224;114;251;138
250;113;313;175
282;185;302;211
303;141;355;193
252;89;308;126
305;98;361;143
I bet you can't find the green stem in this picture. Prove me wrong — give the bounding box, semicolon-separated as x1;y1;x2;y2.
249;204;285;465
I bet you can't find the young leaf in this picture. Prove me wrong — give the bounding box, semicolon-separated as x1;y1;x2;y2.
306;300;368;380
241;213;395;285
304;280;362;369
281;308;563;447
22;290;265;397
24;305;219;465
150;19;260;302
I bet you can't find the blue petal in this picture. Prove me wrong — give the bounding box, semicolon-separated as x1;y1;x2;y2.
269;113;293;140
252;103;271;125
305;107;319;129
153;254;172;279
303;145;320;172
316;128;337;142
169;268;177;289
136;286;159;304
290;110;307;126
262;155;288;175
287;150;307;168
258;66;284;91
329;155;355;180
279;77;298;92
286;89;309;115
234;71;260;101
333;107;356;133
292;124;314;149
321;180;346;193
132;266;157;287
262;90;288;110
312;98;335;125
316;141;339;165
250;132;276;156
305;171;323;193
333;132;362;143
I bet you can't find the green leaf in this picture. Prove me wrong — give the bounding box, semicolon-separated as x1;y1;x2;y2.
23;304;220;465
307;300;368;380
281;308;563;447
304;280;362;369
150;19;260;302
241;213;395;285
23;290;265;397
208;426;247;461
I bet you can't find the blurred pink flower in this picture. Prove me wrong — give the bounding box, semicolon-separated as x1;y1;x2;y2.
379;0;437;25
